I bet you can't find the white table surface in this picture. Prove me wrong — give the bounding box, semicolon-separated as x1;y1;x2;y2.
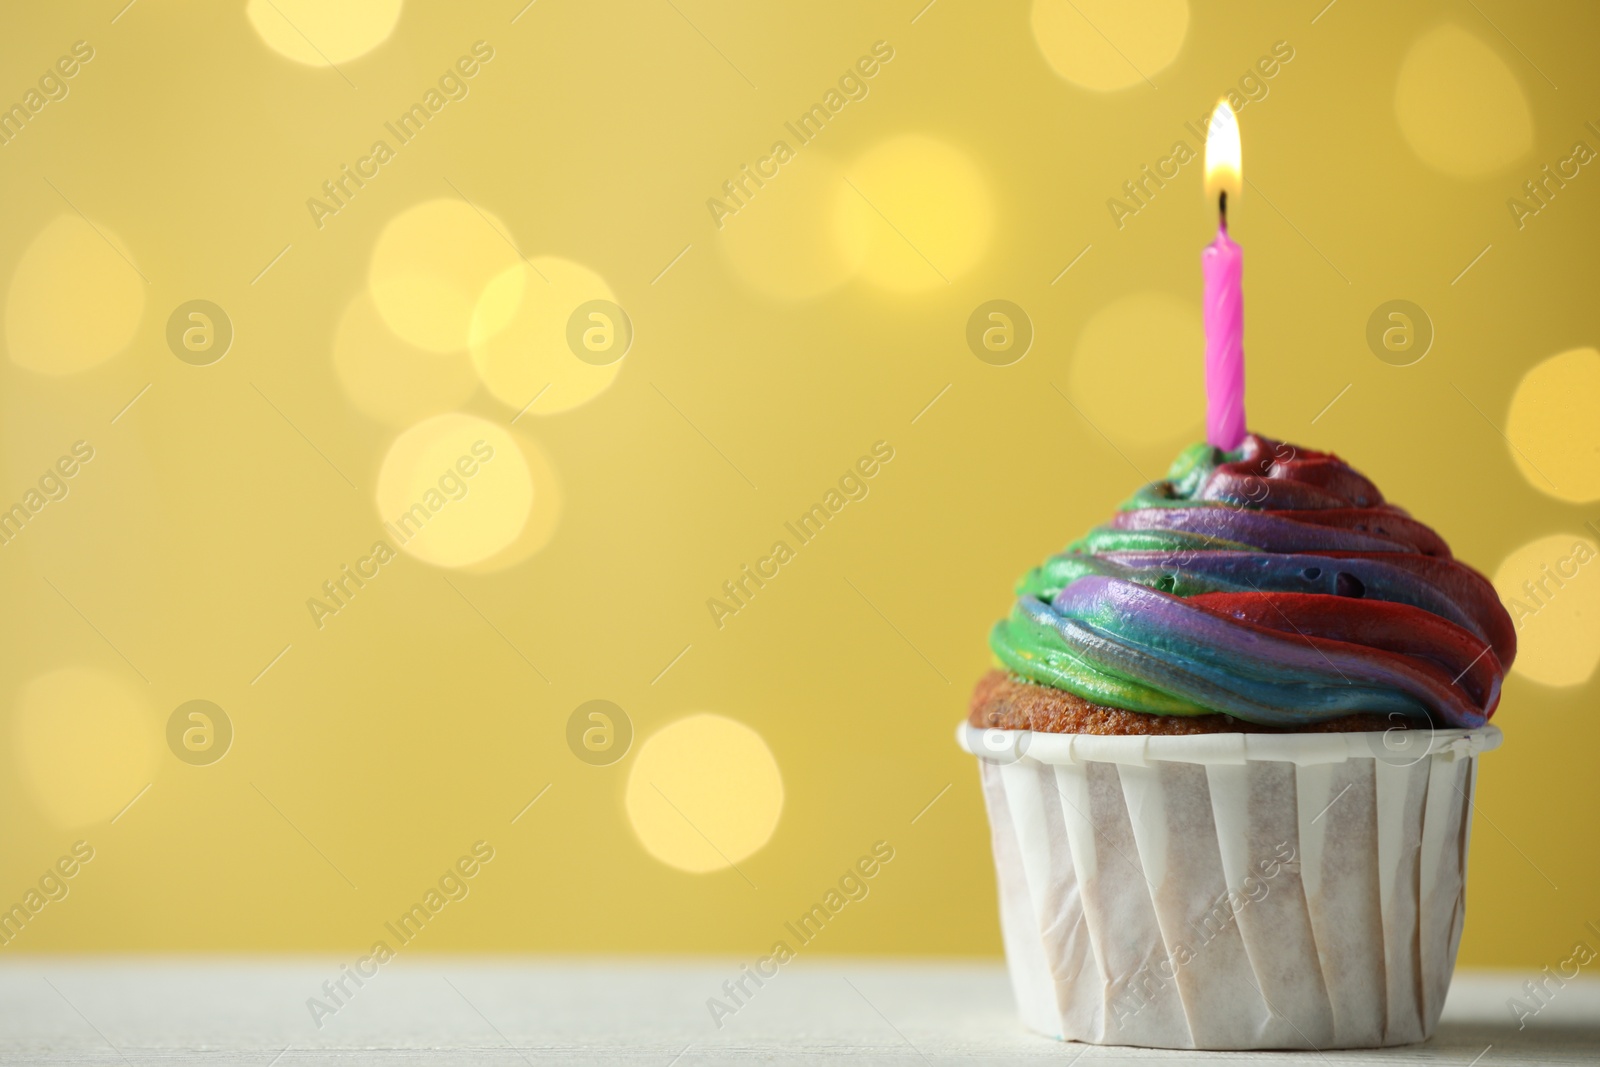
0;960;1593;1065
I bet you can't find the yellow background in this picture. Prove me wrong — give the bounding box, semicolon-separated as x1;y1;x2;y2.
1;0;1596;968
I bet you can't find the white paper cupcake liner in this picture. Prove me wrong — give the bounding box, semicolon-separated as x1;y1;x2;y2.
957;723;1502;1050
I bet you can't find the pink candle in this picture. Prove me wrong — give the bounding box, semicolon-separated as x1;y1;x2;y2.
1203;222;1246;450
1202;100;1246;452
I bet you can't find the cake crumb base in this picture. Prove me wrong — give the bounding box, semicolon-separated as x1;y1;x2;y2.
968;670;1408;736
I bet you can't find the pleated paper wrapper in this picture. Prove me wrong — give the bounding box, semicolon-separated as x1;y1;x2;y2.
958;724;1501;1050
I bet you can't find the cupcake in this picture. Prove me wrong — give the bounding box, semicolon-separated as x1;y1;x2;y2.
960;433;1513;1050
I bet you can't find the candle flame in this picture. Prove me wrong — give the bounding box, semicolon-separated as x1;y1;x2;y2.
1203;99;1241;206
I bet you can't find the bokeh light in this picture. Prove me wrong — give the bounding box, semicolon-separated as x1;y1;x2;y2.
1493;534;1600;688
332;291;479;426
624;713;783;874
1505;346;1600;503
246;0;404;66
369;198;523;354
719;152;867;300
459;429;563;574
7;214;143;376
1068;291;1204;446
1030;0;1189;92
375;413;535;569
1394;23;1532;178
834;135;993;293
13;667;158;828
469;257;625;415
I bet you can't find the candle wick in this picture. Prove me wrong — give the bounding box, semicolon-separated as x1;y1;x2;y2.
1218;190;1227;228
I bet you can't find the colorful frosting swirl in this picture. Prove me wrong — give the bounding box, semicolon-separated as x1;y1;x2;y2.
990;434;1515;728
